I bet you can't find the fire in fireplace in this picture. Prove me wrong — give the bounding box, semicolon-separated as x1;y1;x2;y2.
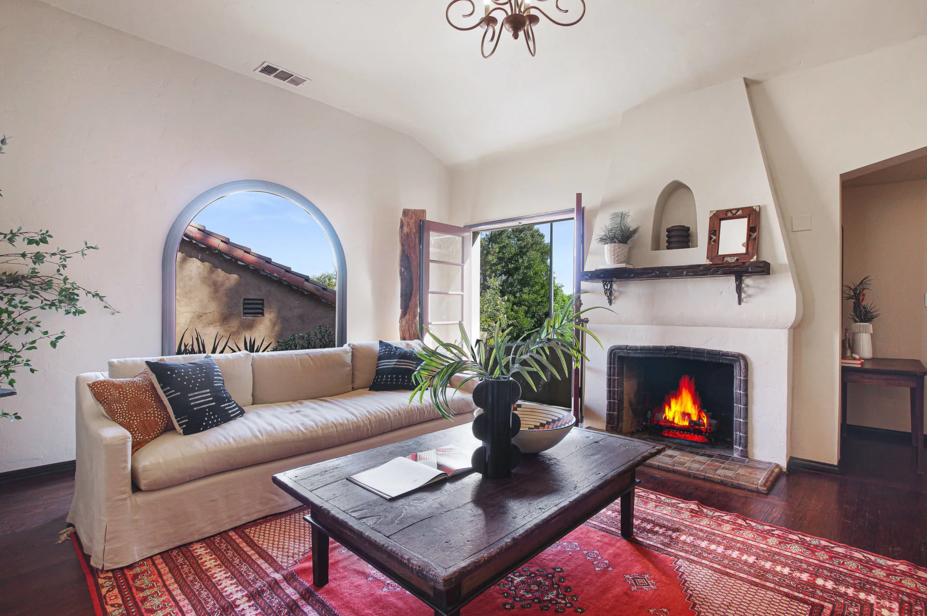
607;346;748;458
649;375;715;444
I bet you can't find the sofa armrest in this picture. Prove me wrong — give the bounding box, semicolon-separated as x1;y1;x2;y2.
449;373;479;395
68;373;133;542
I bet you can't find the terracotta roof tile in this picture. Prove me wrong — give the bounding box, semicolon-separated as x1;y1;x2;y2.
183;224;336;304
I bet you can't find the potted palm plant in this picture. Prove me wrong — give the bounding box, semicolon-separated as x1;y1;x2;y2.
411;296;602;479
597;211;640;267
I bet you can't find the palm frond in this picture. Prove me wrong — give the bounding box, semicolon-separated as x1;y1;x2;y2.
411;293;611;419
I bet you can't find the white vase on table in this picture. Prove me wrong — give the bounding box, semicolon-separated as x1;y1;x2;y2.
851;322;874;360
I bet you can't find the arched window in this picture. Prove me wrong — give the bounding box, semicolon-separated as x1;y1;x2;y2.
162;180;346;355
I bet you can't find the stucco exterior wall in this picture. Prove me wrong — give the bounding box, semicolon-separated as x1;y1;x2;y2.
175;239;335;350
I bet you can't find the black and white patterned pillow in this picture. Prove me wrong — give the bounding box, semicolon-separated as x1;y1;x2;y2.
368;341;423;392
145;357;245;435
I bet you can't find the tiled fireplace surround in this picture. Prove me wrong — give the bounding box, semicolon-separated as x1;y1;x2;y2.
606;345;748;458
604;345;781;493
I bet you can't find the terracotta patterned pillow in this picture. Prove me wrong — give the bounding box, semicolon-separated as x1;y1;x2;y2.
87;370;173;453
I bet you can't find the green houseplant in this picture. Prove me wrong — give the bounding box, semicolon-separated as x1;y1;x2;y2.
596;211;640;267
0;135;114;420
411;295;603;478
843;276;879;359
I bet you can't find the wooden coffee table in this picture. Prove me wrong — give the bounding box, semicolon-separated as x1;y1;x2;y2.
273;424;663;616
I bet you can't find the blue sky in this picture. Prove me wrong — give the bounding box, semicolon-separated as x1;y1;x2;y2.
539;219;575;291
192;191;336;279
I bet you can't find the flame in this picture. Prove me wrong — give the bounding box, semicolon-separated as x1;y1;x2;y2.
656;375;710;430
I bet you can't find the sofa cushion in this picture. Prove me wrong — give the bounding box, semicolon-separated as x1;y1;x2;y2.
369;341;423;392
145;358;246;435
349;341;421;390
108;351;253;407
130;388;476;491
251;347;353;405
87;370;173;453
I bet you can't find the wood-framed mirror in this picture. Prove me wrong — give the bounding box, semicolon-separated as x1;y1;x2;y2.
706;206;760;264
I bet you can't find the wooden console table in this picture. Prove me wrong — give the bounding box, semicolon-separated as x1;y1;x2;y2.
841;358;926;474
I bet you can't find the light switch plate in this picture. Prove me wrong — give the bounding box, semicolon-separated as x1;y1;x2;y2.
792;214;812;232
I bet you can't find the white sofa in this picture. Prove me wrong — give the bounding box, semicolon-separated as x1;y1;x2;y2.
68;342;476;570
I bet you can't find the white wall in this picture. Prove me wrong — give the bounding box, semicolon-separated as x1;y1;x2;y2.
748;35;927;464
842;180;927;434
0;0;449;472
580;79;798;466
450;35;927;467
449;126;617;231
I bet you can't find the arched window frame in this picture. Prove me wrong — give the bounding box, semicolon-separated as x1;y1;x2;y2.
162;180;347;354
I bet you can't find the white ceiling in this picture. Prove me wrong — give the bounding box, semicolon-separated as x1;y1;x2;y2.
41;0;927;164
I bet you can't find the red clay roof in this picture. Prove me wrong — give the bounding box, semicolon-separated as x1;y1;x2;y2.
182;223;336;304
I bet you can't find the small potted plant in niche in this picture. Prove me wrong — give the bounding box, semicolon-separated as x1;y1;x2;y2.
411;295;604;480
597;211;640;267
843;276;880;359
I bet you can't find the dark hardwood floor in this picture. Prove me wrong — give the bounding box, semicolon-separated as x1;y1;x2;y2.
1;429;925;615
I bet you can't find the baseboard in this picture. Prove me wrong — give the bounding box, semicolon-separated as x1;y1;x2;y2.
787;456;841;475
0;460;76;485
845;424;925;444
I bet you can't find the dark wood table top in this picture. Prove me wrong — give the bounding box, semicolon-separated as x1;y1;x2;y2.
842;358;927;376
273;424;662;592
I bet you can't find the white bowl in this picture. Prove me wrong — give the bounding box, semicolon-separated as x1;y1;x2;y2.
512;404;575;454
472;404;576;454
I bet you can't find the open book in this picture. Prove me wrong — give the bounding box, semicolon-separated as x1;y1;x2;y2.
348;445;472;500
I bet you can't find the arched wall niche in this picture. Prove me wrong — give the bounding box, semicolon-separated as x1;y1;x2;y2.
650;180;698;251
162;180;347;355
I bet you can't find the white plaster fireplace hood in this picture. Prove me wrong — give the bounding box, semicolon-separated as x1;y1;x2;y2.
581;79;802;466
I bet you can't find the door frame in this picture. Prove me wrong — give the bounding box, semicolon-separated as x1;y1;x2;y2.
465;203;585;422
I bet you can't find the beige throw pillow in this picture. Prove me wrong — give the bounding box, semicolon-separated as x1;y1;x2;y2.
87;370;173;453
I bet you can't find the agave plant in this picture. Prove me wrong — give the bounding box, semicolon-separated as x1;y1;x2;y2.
411;294;605;420
231;335;274;353
176;329;231;355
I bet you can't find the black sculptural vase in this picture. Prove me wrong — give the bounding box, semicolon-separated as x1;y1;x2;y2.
470;378;522;479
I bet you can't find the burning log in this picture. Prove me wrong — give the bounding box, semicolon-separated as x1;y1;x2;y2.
650;375;714;444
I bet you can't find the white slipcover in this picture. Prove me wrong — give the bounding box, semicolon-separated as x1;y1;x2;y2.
68;346;478;570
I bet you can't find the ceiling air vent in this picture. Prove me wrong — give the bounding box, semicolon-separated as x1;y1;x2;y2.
254;62;310;87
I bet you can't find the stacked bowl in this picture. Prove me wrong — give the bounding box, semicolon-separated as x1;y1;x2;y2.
666;225;691;250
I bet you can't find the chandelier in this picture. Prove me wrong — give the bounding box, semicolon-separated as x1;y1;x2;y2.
446;0;586;58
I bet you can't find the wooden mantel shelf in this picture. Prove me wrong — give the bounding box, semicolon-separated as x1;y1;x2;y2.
582;261;771;306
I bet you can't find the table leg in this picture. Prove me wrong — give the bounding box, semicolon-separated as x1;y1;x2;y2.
911;387;920;447
621;483;635;539
914;379;925;475
311;524;330;587
841;378;849;437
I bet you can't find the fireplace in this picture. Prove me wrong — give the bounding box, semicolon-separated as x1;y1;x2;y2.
606;346;748;458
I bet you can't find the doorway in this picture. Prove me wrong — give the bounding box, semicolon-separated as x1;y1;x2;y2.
472;213;576;408
839;146;927;486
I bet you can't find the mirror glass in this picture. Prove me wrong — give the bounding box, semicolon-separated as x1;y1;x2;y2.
718;217;748;255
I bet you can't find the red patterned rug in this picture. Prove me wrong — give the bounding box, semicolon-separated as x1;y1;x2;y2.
74;489;927;615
